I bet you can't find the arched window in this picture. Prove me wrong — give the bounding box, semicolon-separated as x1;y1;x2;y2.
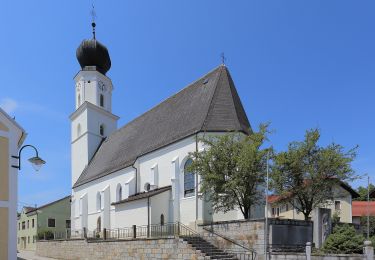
77;124;81;137
116;184;122;202
97;216;101;233
160;214;164;226
96;192;101;211
78;94;81;107
184;159;195;197
99;124;105;136
100;94;104;107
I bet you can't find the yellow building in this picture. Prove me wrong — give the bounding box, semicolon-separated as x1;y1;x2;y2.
267;182;359;223
0;108;26;260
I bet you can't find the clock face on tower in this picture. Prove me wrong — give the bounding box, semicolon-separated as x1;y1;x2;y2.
98;81;107;92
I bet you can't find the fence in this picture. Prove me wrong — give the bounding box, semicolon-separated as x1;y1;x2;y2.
42;222;198;241
39;222;256;260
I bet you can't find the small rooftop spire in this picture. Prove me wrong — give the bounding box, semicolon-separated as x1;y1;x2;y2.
90;4;97;39
221;52;227;66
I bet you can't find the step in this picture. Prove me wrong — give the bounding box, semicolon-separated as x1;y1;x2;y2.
181;236;239;260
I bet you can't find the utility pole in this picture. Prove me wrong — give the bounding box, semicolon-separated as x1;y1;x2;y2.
264;150;270;258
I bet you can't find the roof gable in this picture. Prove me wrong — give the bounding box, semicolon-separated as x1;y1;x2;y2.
74;65;251;188
0;108;25;133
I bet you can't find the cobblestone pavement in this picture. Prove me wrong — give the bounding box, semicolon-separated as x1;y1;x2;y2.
18;250;58;260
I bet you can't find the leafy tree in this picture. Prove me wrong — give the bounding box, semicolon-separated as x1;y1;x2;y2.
271;129;357;220
355;184;375;201
360;216;375;237
322;224;364;254
188;124;270;219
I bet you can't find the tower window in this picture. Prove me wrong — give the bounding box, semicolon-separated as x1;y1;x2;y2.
160;214;164;226
99;124;105;136
77;124;81;137
100;94;104;107
184;159;195;197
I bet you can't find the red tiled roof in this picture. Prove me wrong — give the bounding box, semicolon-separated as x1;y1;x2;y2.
352;201;375;217
267;195;280;204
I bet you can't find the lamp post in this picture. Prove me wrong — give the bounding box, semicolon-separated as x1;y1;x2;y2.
11;144;46;171
367;175;370;240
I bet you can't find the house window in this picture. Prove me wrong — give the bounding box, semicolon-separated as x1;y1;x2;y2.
160;214;164;226
66;220;71;229
184;159;195;197
272;208;275;216
335;201;341;210
276;208;280;216
100;94;104;107
48;218;56;228
285;204;289;212
99;124;105;136
32;219;34;228
27;220;29;229
22;221;25;230
96;192;101;211
18;223;20;230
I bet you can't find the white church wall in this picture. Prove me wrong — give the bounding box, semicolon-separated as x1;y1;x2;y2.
150;191;171;225
72;166;135;231
137;136;197;192
180;197;196;227
114;200;148;228
72;131;261;231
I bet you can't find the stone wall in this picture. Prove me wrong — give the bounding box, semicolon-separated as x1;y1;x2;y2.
36;238;208;260
197;218;314;257
197;219;265;254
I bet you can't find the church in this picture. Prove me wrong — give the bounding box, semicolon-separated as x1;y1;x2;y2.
70;24;263;233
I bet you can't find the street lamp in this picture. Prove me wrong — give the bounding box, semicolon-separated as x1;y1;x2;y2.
11;145;46;171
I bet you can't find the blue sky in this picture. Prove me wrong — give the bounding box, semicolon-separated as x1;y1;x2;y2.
1;1;374;209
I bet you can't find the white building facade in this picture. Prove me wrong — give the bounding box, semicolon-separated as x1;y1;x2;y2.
71;31;262;233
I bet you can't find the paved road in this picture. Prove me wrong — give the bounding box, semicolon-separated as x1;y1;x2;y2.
17;250;58;260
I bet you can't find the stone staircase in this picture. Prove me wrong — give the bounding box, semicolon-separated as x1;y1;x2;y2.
180;235;238;260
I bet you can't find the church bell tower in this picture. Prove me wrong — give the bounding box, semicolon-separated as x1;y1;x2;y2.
70;21;119;187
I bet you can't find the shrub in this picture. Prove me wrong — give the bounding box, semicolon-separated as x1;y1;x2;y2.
322;224;364;254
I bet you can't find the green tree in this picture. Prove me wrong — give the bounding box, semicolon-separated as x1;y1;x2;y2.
322;224;364;254
188;124;270;219
355;184;375;201
271;129;357;220
360;216;375;237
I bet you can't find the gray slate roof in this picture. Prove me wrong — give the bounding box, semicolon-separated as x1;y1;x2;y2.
73;65;251;188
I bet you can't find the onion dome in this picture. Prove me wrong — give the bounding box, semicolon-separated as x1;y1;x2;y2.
76;23;111;75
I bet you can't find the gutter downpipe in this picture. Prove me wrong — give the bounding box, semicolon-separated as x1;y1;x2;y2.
195;133;199;226
147;196;150;238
